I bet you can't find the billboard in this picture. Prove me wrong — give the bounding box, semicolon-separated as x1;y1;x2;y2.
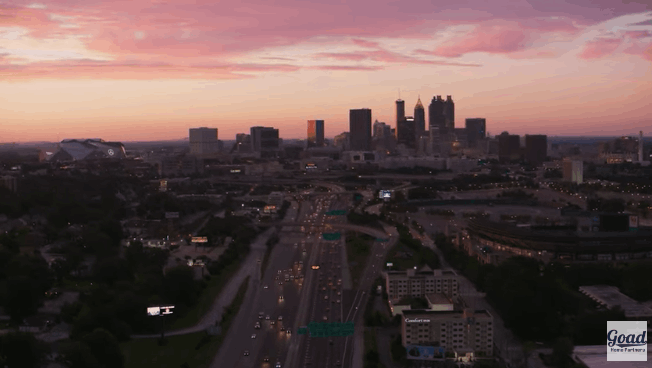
191;237;208;243
406;345;445;360
379;190;392;199
630;215;639;230
305;163;318;170
147;307;161;316
230;169;241;173
264;205;277;214
165;212;179;219
160;305;175;315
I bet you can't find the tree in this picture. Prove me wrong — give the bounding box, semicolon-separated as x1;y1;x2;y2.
82;329;125;368
552;337;574;366
0;332;48;368
59;341;101;368
3;276;41;323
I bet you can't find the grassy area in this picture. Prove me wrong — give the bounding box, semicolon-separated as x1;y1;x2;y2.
383;228;439;271
169;260;240;330
346;232;374;288
121;277;250;368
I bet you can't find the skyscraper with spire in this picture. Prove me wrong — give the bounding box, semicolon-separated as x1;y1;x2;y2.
414;96;425;136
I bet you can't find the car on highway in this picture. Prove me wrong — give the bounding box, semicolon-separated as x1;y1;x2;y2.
278;316;283;321
337;291;341;295
336;360;341;366
337;299;340;303
264;357;270;362
251;334;256;339
264;285;268;289
276;362;282;368
279;281;283;285
323;316;328;321
271;320;276;325
255;322;261;329
279;295;284;301
259;312;264;319
244;351;249;356
266;315;270;320
311;265;320;270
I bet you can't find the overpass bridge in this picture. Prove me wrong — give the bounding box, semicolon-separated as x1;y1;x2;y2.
268;221;390;239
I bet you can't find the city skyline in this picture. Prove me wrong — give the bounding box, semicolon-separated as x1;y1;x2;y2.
1;1;651;142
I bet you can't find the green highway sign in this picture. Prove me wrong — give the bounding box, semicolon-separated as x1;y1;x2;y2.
323;233;341;241
298;327;308;335
326;210;347;216
376;238;389;242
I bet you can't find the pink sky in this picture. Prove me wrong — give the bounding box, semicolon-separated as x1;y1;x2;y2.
1;0;651;142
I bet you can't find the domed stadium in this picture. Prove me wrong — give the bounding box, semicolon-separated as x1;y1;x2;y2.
49;139;126;161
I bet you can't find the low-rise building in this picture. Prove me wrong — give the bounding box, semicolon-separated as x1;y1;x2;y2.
402;309;494;359
385;266;459;302
579;285;652;321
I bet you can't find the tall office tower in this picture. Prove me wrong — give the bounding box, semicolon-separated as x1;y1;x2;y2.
349;108;372;151
250;126;280;154
397;116;416;148
465;118;486;148
189;127;219;155
639;131;644;162
396;99;405;126
414;97;426;137
525;134;548;167
307;120;325;147
498;132;521;163
429;95;446;134
445;95;455;131
373;120;386;139
563;159;583;184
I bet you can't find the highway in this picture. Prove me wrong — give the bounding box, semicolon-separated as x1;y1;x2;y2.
211;193;352;368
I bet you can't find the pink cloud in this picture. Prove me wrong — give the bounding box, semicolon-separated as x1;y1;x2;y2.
351;39;381;48
423;24;532;58
0;0;650;79
310;65;384;71
578;38;623;59
315;50;481;66
0;59;299;81
624;30;651;39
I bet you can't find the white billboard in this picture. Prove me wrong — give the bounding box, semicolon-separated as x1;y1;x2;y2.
147;307;161;316
379;190;392;199
161;305;175;315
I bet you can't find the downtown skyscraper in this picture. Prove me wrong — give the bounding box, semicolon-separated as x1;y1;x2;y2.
307;120;325;147
414;97;425;137
349;108;372;151
429;95;455;134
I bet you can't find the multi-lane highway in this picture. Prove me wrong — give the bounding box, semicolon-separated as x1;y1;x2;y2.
212;193;351;368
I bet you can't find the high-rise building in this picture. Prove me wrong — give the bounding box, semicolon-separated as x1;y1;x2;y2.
445;95;455;131
250;126;280;154
373;120;386;139
189;127;219;155
396;99;405;126
349;109;372;151
465;118;486;148
498;132;520;163
563;159;583;184
333;132;350;150
429;95;454;135
307;120;325;148
524;134;548;167
414;97;426;137
397;116;416;148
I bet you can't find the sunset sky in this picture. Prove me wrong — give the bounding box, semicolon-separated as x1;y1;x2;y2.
1;0;651;142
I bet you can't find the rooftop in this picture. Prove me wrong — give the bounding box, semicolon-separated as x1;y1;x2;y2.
579;285;652;318
574;345;651;368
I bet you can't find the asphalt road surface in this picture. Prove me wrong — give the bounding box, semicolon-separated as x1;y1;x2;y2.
212;194;350;368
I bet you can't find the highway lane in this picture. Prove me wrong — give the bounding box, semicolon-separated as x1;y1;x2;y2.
348;223;399;368
213;194;341;368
